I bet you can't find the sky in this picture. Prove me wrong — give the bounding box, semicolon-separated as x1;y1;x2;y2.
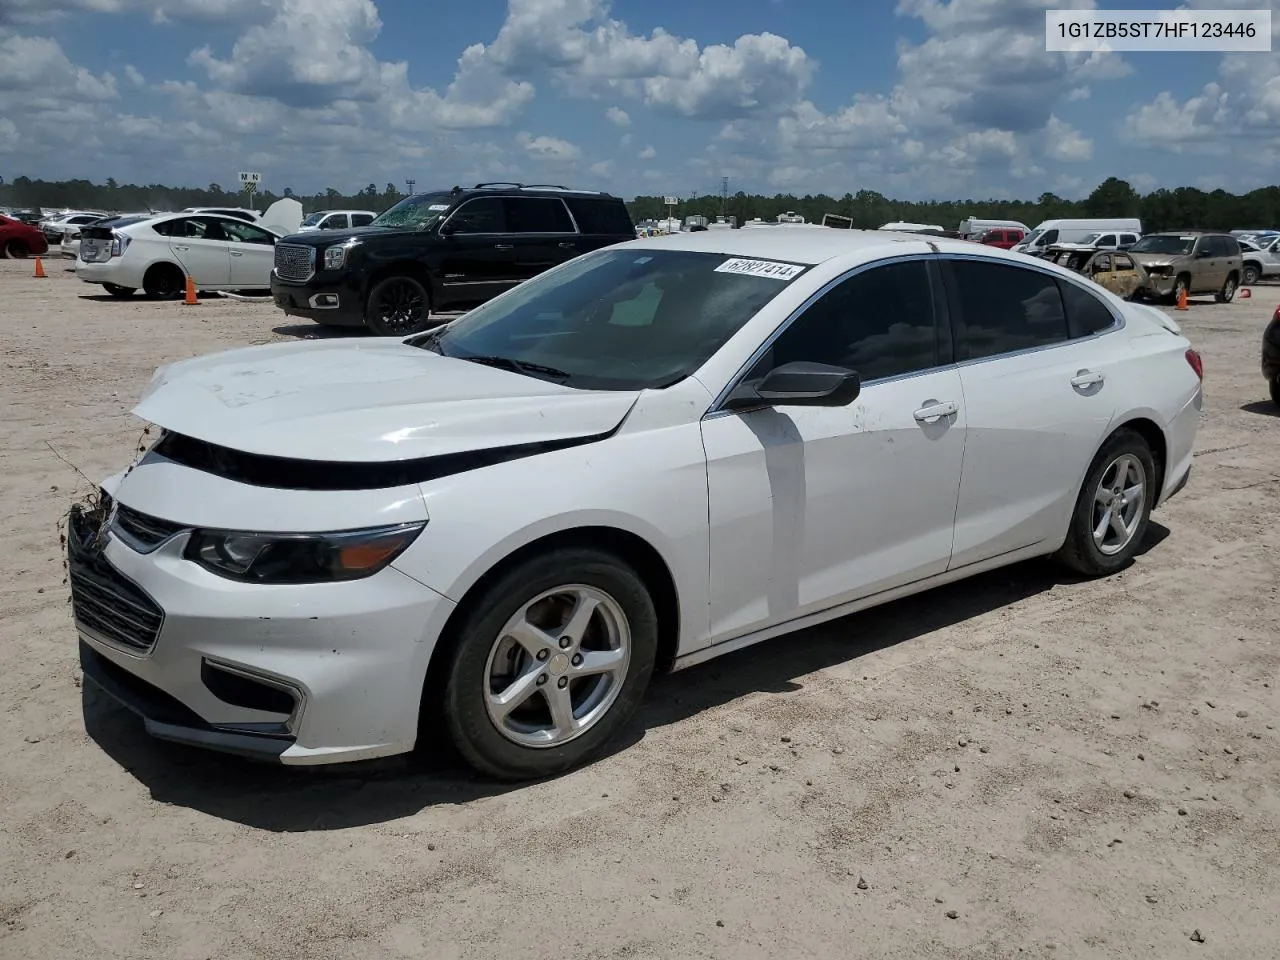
0;0;1276;201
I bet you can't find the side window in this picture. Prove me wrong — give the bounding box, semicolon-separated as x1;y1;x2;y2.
324;214;349;229
1121;234;1138;246
1058;277;1118;338
1114;254;1135;271
1193;237;1213;257
1098;234;1116;247
1041;229;1059;245
150;218;181;237
947;260;1068;360
1221;236;1240;257
222;220;277;245
191;217;229;241
351;213;374;227
565;198;634;235
1091;254;1112;273
505;197;574;233
754;260;940;383
447;197;507;234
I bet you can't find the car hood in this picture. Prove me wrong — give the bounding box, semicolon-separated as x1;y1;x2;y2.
277;225;410;246
133;339;640;463
1128;253;1184;268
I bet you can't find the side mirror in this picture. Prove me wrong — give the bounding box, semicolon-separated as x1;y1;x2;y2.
724;361;861;411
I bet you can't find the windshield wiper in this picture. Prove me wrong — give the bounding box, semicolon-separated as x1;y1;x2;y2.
458;355;571;381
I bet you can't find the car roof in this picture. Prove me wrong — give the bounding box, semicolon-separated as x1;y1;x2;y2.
617;226;940;265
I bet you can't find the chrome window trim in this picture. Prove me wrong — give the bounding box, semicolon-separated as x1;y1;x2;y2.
703;251;1126;419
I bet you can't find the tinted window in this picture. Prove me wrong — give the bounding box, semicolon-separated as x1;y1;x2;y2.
1098;234;1116;246
506;197;574;233
153;216;226;239
758;260;939;382
448;197;506;234
221;220;276;244
324;214;349;229
565;197;634;236
1058;278;1117;338
1219;236;1240;256
351;213;374;227
947;260;1068;360
1041;229;1059;245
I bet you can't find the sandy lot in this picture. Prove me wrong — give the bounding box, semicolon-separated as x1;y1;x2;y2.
2;253;1278;960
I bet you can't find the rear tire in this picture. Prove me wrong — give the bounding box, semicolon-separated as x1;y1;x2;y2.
1216;274;1237;303
365;275;431;336
142;263;184;299
102;283;135;298
4;239;30;259
1056;429;1157;577
437;547;659;781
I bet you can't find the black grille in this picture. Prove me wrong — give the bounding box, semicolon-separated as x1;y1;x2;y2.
112;504;185;551
274;243;314;281
68;505;164;653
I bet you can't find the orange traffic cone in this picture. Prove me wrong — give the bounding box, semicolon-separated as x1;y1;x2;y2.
182;275;198;305
33;256;46;278
1175;286;1188;311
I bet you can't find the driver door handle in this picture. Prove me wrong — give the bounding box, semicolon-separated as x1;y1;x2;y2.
913;400;958;423
1070;370;1105;388
558;242;577;249
494;243;513;250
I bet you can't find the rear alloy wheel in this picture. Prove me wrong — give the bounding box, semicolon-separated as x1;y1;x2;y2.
143;263;184;299
439;547;658;780
1242;264;1260;286
102;283;135;298
4;239;30;259
1216;274;1237;303
366;275;431;336
1056;429;1156;577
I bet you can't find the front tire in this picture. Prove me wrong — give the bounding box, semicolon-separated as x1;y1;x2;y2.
365;275;431;336
1216;274;1238;303
1167;274;1190;305
439;547;659;781
1056;429;1157;577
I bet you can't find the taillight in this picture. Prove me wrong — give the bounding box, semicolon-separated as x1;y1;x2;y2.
109;233;129;258
1185;348;1203;381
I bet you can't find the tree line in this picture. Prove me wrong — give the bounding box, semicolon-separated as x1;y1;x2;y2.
2;175;1277;234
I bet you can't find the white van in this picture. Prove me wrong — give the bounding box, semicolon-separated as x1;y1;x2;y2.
1013;218;1142;256
958;217;1029;238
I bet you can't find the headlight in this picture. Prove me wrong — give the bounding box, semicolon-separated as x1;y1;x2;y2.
323;242;353;270
185;522;425;584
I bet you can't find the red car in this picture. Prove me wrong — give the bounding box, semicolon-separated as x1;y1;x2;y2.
976;227;1025;249
0;214;50;259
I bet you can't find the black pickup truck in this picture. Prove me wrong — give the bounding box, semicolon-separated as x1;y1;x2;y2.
269;183;636;336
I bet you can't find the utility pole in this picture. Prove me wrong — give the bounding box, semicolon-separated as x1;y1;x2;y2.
720;176;728;218
405;179;416;195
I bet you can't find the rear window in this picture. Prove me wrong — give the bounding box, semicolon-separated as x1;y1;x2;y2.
1058;278;1118;338
565;197;634;236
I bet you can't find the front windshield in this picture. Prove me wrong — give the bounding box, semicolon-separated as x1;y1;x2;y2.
372;192;454;229
1131;235;1194;255
411;248;808;391
300;212;326;226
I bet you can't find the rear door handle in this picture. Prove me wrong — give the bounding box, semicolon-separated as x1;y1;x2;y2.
494;243;514;250
230;251;243;257
1070;370;1105;388
913;400;958;423
558;242;577;249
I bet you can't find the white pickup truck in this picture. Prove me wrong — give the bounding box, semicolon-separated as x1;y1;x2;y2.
1240;236;1280;286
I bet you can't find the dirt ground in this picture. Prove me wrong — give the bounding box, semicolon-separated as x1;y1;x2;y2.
2;253;1278;960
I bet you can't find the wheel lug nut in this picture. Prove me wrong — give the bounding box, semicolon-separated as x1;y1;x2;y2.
536;674;547;686
558;636;572;649
536;650;549;661
557;677;568;689
571;653;583;666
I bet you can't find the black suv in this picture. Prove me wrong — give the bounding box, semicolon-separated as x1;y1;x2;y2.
269;183;636;335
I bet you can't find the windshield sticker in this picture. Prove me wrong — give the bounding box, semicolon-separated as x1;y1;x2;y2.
633;256;653;264
427;204;449;211
714;257;804;280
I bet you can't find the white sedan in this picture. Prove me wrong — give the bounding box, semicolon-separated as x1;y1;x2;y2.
76;212;283;298
70;229;1202;779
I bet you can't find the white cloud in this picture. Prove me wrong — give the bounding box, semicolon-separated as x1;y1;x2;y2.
123;63;145;86
515;131;581;161
638;144;656;159
605;105;630;127
1044;116;1092;162
0;118;18;152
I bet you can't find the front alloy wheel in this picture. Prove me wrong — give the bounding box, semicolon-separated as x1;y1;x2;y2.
1056;428;1156;576
438;547;658;780
366;276;430;336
